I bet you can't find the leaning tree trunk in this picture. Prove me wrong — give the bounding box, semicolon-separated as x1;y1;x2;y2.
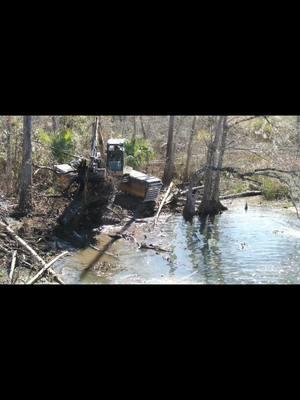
19;116;32;215
183;116;197;182
198;116;228;217
163;115;176;185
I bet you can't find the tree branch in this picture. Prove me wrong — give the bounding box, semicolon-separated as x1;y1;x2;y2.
226;147;270;162
228;116;259;128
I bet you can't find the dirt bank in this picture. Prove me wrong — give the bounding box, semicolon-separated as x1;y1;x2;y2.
0;184;158;284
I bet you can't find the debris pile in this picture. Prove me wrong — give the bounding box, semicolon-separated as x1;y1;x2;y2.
0;219;69;284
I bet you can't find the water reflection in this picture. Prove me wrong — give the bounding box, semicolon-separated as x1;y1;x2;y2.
185;215;224;283
57;205;300;284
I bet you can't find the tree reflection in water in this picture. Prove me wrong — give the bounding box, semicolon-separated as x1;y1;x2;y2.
185;215;225;283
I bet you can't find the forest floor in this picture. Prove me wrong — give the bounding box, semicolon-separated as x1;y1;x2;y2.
0;189;70;284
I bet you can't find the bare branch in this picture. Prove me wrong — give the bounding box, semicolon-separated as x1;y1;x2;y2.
228;116;259;128
226;147;270;162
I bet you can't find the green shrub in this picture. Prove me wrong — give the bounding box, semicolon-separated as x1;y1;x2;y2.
253;119;263;131
261;178;289;200
263;124;273;135
39;129;75;163
125;138;156;169
196;129;210;143
234;181;249;194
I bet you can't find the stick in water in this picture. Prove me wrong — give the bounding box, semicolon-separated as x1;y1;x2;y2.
26;251;69;285
154;181;174;226
9;250;17;284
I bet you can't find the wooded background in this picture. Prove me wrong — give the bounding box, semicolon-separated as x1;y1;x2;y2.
1;115;299;216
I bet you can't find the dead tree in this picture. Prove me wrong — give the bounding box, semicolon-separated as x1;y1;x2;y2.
183;116;197;182
140;116;147;139
198;116;228;217
18;116;33;215
163;115;176;185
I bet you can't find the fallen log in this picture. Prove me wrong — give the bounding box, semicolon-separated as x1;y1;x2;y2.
164;214;173;223
177;195;203;202
177;190;262;203
165;193;174;205
220;190;262;200
20;259;35;270
40;194;64;198
0;220;64;284
26;251;69;285
154;182;174;226
108;234;123;240
138;242;170;252
106;206;122;219
33;165;56;176
180;185;204;195
0;244;9;253
9;250;17;284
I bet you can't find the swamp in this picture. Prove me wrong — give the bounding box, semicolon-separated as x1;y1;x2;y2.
1;115;300;285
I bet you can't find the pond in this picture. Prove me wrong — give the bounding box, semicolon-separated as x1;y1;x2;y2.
54;201;300;284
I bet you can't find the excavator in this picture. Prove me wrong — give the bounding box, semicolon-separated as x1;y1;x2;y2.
106;138;163;202
54;133;162;203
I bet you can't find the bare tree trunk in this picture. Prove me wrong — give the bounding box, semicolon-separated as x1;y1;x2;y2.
183;116;197;182
121;116;127;136
14;132;19;165
13;132;19;192
91;117;99;158
297;116;300;148
98;116;105;160
19;116;32;214
140;116;146;139
182;169;203;221
5;116;12;195
132;116;137;143
52;116;58;133
163;115;176;185
198;116;228;217
183;182;197;221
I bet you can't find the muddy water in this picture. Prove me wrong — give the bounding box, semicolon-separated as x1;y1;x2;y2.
54;202;300;284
